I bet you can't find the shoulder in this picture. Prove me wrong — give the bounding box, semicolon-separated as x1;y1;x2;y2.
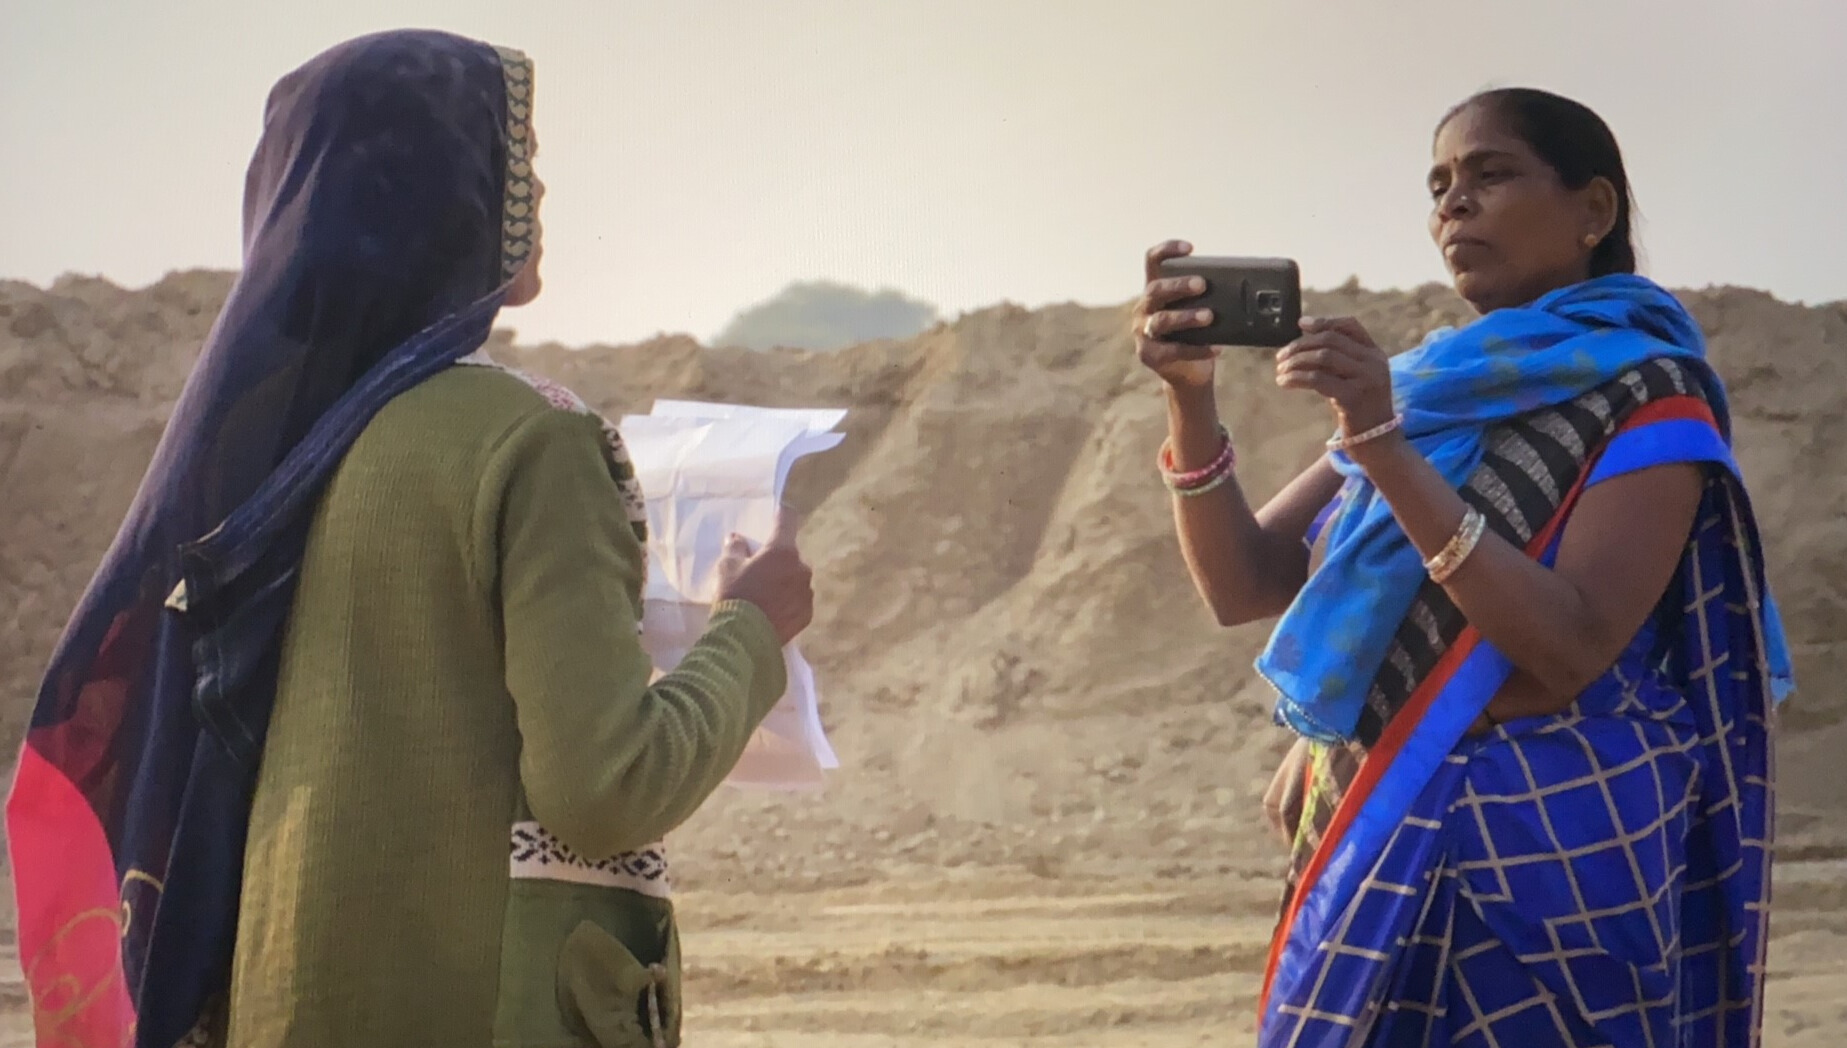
446;369;642;587
375;363;552;436
367;361;609;456
1617;356;1718;414
342;362;622;526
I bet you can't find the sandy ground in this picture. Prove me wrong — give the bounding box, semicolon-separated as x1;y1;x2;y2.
673;869;1847;1048
0;859;1839;1046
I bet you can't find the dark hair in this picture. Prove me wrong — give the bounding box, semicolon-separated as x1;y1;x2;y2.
1441;88;1638;277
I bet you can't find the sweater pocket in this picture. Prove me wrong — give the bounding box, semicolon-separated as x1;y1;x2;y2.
494;880;682;1048
557;919;681;1048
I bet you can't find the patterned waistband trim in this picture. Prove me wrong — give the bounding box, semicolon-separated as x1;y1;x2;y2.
509;821;672;898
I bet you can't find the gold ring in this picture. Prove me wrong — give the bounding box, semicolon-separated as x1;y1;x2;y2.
1142;317;1158;339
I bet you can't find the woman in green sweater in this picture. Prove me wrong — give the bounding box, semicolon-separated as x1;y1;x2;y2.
8;29;809;1048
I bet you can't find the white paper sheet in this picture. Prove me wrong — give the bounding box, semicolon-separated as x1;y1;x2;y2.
621;400;843;791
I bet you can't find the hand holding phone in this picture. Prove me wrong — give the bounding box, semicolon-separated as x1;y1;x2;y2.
1136;241;1305;390
1136;240;1218;389
1154;254;1302;349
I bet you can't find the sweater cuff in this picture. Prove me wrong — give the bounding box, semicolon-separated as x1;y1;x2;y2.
708;599;789;715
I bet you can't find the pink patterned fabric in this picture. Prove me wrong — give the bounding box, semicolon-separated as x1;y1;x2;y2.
8;746;137;1043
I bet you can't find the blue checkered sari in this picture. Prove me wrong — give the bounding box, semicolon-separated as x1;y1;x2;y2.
1260;362;1785;1046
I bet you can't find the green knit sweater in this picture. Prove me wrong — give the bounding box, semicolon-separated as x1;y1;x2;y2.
226;365;787;1047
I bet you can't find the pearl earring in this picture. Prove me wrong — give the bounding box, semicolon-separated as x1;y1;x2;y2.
1584;233;1600;248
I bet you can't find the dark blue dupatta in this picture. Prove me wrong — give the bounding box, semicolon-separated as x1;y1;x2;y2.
6;30;535;1047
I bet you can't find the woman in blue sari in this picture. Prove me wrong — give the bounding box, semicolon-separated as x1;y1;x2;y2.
1136;89;1792;1046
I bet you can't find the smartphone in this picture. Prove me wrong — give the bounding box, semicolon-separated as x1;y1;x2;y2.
1155;256;1302;348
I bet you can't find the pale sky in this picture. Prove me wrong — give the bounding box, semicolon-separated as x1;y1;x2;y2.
4;0;1843;347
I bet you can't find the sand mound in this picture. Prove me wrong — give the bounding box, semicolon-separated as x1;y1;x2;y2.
2;272;1843;889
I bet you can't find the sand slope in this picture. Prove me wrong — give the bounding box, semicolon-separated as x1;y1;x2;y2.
0;271;1842;1043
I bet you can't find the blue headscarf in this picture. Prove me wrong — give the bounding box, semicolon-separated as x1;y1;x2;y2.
1257;274;1795;743
6;30;535;1047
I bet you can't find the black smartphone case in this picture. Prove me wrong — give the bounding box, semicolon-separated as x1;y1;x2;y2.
1156;256;1302;348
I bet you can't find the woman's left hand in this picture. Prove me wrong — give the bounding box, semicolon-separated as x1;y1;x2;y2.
1275;316;1397;439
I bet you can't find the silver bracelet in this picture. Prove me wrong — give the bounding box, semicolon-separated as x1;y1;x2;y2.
1327;413;1404;452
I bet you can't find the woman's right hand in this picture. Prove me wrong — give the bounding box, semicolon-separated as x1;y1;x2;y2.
714;515;815;646
1134;240;1220;390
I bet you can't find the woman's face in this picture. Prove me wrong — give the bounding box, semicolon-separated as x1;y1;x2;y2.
1427;103;1613;314
505;127;545;307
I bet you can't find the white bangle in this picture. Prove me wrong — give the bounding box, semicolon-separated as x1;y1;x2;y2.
1327;413;1404;451
1426;507;1487;585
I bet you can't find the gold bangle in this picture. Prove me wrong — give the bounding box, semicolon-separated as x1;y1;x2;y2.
1426;507;1487;585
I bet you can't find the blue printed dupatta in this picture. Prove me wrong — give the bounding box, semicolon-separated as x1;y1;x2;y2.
1258;362;1788;1043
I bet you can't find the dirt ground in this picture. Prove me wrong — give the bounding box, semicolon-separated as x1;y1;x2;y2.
0;861;1842;1046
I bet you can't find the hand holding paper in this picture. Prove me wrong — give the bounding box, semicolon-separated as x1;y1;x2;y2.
622;401;844;791
712;516;814;646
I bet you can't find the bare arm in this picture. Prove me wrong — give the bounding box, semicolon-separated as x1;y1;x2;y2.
1165;384;1343;625
1136;239;1341;627
1348;433;1701;708
1279;314;1705;709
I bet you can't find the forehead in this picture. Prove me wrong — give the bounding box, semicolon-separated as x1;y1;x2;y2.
1432;103;1533;165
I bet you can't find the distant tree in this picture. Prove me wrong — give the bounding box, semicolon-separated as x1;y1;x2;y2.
713;280;940;352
